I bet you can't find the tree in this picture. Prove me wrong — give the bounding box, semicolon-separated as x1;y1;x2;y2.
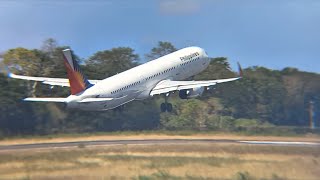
195;57;235;80
145;41;177;61
281;69;320;125
86;47;139;79
217;67;286;124
3;48;44;97
3;48;42;76
2;38;320;136
41;38;58;55
0;74;36;135
160;98;211;130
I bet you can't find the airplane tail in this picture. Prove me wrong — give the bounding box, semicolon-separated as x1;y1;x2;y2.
62;49;93;95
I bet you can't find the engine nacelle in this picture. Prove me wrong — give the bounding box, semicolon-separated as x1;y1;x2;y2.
179;87;205;99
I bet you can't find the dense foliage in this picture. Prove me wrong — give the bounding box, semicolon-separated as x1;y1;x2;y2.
0;39;319;136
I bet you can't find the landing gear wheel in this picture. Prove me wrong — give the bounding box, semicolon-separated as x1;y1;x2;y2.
167;103;173;112
160;103;173;112
161;103;167;112
160;93;173;112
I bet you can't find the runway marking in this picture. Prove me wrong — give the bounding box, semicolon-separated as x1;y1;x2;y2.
238;140;320;146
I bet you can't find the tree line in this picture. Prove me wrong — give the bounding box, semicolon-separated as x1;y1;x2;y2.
0;39;319;136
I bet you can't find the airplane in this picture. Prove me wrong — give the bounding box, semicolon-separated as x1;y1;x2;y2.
7;46;242;112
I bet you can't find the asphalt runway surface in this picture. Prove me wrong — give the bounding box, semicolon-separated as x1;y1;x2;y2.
0;139;319;152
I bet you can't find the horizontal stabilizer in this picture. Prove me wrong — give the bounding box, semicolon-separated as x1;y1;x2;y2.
23;97;67;102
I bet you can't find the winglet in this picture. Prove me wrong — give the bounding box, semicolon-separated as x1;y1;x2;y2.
237;62;243;78
2;65;13;78
3;66;28;80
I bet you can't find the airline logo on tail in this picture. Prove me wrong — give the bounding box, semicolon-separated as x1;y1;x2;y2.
62;49;92;95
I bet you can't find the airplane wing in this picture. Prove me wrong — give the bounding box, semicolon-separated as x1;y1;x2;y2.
150;77;240;96
150;62;243;96
8;72;100;87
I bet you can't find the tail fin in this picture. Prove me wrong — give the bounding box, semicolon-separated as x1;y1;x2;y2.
62;49;92;95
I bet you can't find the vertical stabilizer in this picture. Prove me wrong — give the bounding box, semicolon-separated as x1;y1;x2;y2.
62;49;92;95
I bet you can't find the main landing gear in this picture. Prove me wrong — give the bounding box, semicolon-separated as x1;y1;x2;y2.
161;102;173;112
161;93;173;112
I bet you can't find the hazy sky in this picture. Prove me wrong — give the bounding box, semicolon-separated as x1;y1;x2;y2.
0;0;319;72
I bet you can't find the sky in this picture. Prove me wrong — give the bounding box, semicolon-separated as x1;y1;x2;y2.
0;0;319;72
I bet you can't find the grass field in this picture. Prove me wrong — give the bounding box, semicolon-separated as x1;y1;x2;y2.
0;143;319;180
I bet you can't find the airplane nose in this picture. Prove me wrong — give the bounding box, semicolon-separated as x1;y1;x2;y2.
202;49;209;59
203;50;209;57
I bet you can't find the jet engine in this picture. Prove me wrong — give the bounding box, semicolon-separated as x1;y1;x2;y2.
179;87;205;99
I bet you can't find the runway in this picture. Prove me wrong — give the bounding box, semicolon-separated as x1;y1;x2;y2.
0;139;319;151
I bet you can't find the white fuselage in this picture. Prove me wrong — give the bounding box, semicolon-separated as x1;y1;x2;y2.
66;46;210;110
